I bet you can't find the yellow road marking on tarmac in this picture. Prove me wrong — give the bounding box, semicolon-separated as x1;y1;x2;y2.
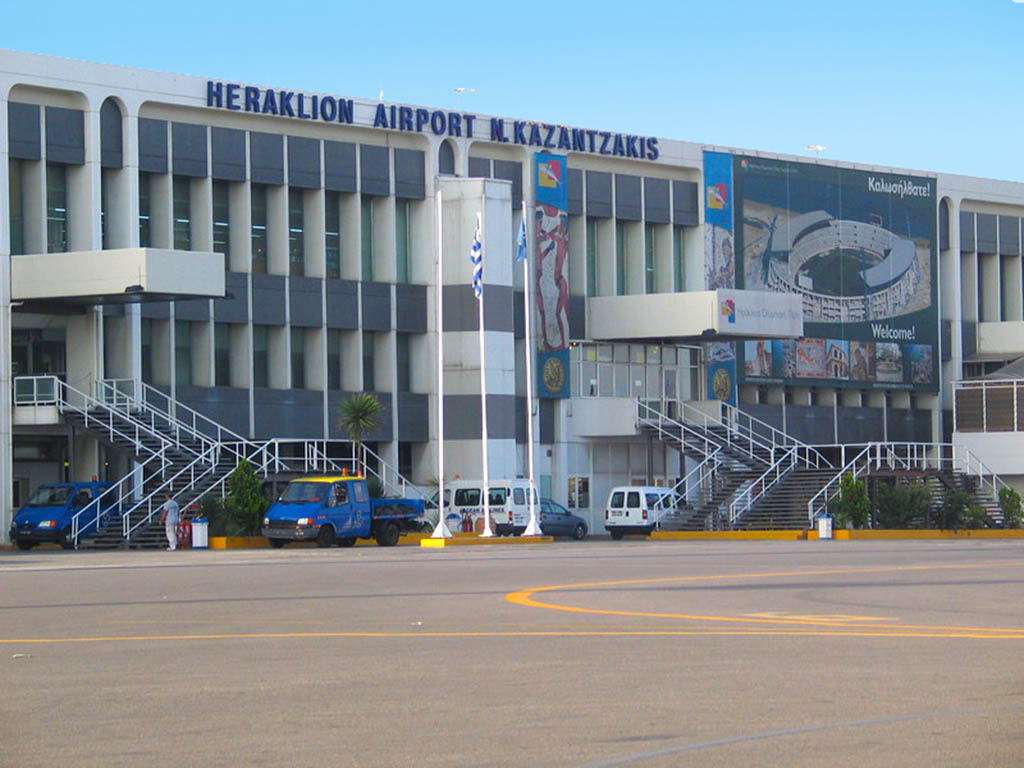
505;561;1024;638
744;612;896;623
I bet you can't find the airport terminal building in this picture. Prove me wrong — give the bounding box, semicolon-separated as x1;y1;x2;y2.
3;49;1024;542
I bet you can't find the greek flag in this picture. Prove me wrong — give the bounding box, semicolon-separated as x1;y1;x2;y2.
470;213;483;299
515;212;528;262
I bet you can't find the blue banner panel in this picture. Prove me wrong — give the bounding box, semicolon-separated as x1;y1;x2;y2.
538;349;571;399
535;153;568;211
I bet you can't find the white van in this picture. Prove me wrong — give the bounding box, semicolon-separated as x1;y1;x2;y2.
604;486;679;539
444;479;539;535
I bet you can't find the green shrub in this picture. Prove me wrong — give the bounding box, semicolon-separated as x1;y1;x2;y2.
828;473;869;529
223;459;268;536
934;489;985;530
199;493;228;537
998;487;1022;529
874;480;931;529
366;475;385;499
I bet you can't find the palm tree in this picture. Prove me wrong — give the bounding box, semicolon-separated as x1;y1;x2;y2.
337;393;384;474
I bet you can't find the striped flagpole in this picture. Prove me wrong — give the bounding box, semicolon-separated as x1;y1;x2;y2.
471;212;493;537
431;189;451;538
518;203;541;536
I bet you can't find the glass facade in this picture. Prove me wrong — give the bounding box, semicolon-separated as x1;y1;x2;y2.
288;188;304;276
361;196;373;282
46;165;68;253
212;181;230;258
138;172;151;247
325;191;341;279
395;199;409;284
8;160;23;255
251;184;268;274
172;176;191;250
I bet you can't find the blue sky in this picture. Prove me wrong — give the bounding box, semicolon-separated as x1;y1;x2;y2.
5;0;1024;181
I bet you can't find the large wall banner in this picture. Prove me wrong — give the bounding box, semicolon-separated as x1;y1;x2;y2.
703;151;737;405
534;152;570;398
705;152;939;393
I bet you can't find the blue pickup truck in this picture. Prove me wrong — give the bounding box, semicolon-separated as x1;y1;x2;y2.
262;474;425;548
9;481;114;550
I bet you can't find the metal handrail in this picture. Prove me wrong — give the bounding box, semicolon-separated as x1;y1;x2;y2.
720;401;833;469
660;449;723;528
69;452;169;547
728;446;799;526
637;400;732;466
671;399;776;466
122;446;223;539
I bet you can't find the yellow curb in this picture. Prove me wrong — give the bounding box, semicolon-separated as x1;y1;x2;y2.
846;528;1024;539
209;532;430;549
649;530;808;541
420;535;554;547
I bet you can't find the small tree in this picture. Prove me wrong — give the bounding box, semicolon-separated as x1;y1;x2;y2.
223;459;268;536
828;473;869;529
999;487;1022;529
337;393;384;473
874;480;931;529
934;489;985;531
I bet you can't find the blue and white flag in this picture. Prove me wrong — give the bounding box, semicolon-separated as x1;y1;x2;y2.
470;213;483;299
515;212;528;262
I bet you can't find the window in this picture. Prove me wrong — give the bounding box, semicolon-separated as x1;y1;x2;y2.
395;199;410;283
253;326;269;387
673;226;685;292
46;165;68;253
214;323;230;386
251;184;268;274
438;141;455;176
212;181;230;259
362;331;375;391
138;172;152;247
454;488;480;506
9;160;24;255
325;191;341;279
173;176;191;250
175;321;191;386
101;169;111;249
615;221;626;296
291;327;305;389
288;188;304;276
396;333;410;392
141;319;153;383
327;329;342;390
361;196;373;281
645;223;656;293
586;217;598;297
398;442;413;479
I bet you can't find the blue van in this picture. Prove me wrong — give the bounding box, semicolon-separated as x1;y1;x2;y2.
9;481;114;550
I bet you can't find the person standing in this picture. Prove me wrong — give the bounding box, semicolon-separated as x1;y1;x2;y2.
159;492;180;551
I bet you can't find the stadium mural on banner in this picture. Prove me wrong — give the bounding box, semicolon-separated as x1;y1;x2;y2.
703;151;939;397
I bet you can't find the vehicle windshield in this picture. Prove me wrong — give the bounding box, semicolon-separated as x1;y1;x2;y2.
25;485;73;507
278;482;326;504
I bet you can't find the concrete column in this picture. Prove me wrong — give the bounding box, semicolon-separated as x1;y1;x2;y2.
0;98;13;542
267;185;288;275
268;326;288;389
654;222;673;293
624;221;644;295
21;159;46;254
229;181;250;273
340;192;360;281
304;188;326;278
192;176;213;252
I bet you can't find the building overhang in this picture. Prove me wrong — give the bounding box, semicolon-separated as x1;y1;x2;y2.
11;248;226;312
586;289;804;342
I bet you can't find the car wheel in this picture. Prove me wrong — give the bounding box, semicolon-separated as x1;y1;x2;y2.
16;540;33;551
376;521;400;547
316;525;336;548
609;529;624;541
268;538;286;549
339;537;357;548
573;522;587;541
60;528;74;550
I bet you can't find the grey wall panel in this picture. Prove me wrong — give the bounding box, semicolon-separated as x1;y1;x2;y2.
567;168;583;216
539;399;555;444
443;285;514;333
781;405;835;444
443;394;517;440
468;156;491;178
289;277;322;327
999;215;1020;256
328;391;392;441
836;407;884;443
138;118;168;174
324;140;356;192
172;122;207;177
569;295;586;340
493;160;522;208
739;404;784;432
941;319;952;363
250;132;284;185
254;388;323;439
45;107;84;166
959;211;975;251
672;180;698;225
141;301;170;320
99;100;123;169
102;304;125;317
397;392;429;442
644;178;670;224
8;102;41;160
513;290;525;339
614;174;642;221
176;386;250;437
251;273;286;325
174;298;209;322
938;199;950;252
361;282;391;331
288;136;320;189
395;283;427;333
360;144;389;197
962;321;977;359
976;213;997;254
394;148;425;200
888;409;933;442
586;171;612;218
326;280;359;328
211;127;246;181
214;272;249;323
515;395;526;444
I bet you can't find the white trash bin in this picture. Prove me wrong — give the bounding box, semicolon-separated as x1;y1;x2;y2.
816;514;833;540
191;516;209;549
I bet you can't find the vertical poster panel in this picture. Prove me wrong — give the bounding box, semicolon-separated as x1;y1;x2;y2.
731;155;938;392
702;151;737;405
535;152;570;398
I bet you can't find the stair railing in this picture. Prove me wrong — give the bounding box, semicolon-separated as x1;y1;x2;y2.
719;401;833;469
662;449;722;527
806;443;875;527
670;399;775;466
727;446;799;527
69;452;169;547
637;400;731;465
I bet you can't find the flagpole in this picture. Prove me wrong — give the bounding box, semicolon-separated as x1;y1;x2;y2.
431;188;451;538
521;202;541;536
474;211;494;537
